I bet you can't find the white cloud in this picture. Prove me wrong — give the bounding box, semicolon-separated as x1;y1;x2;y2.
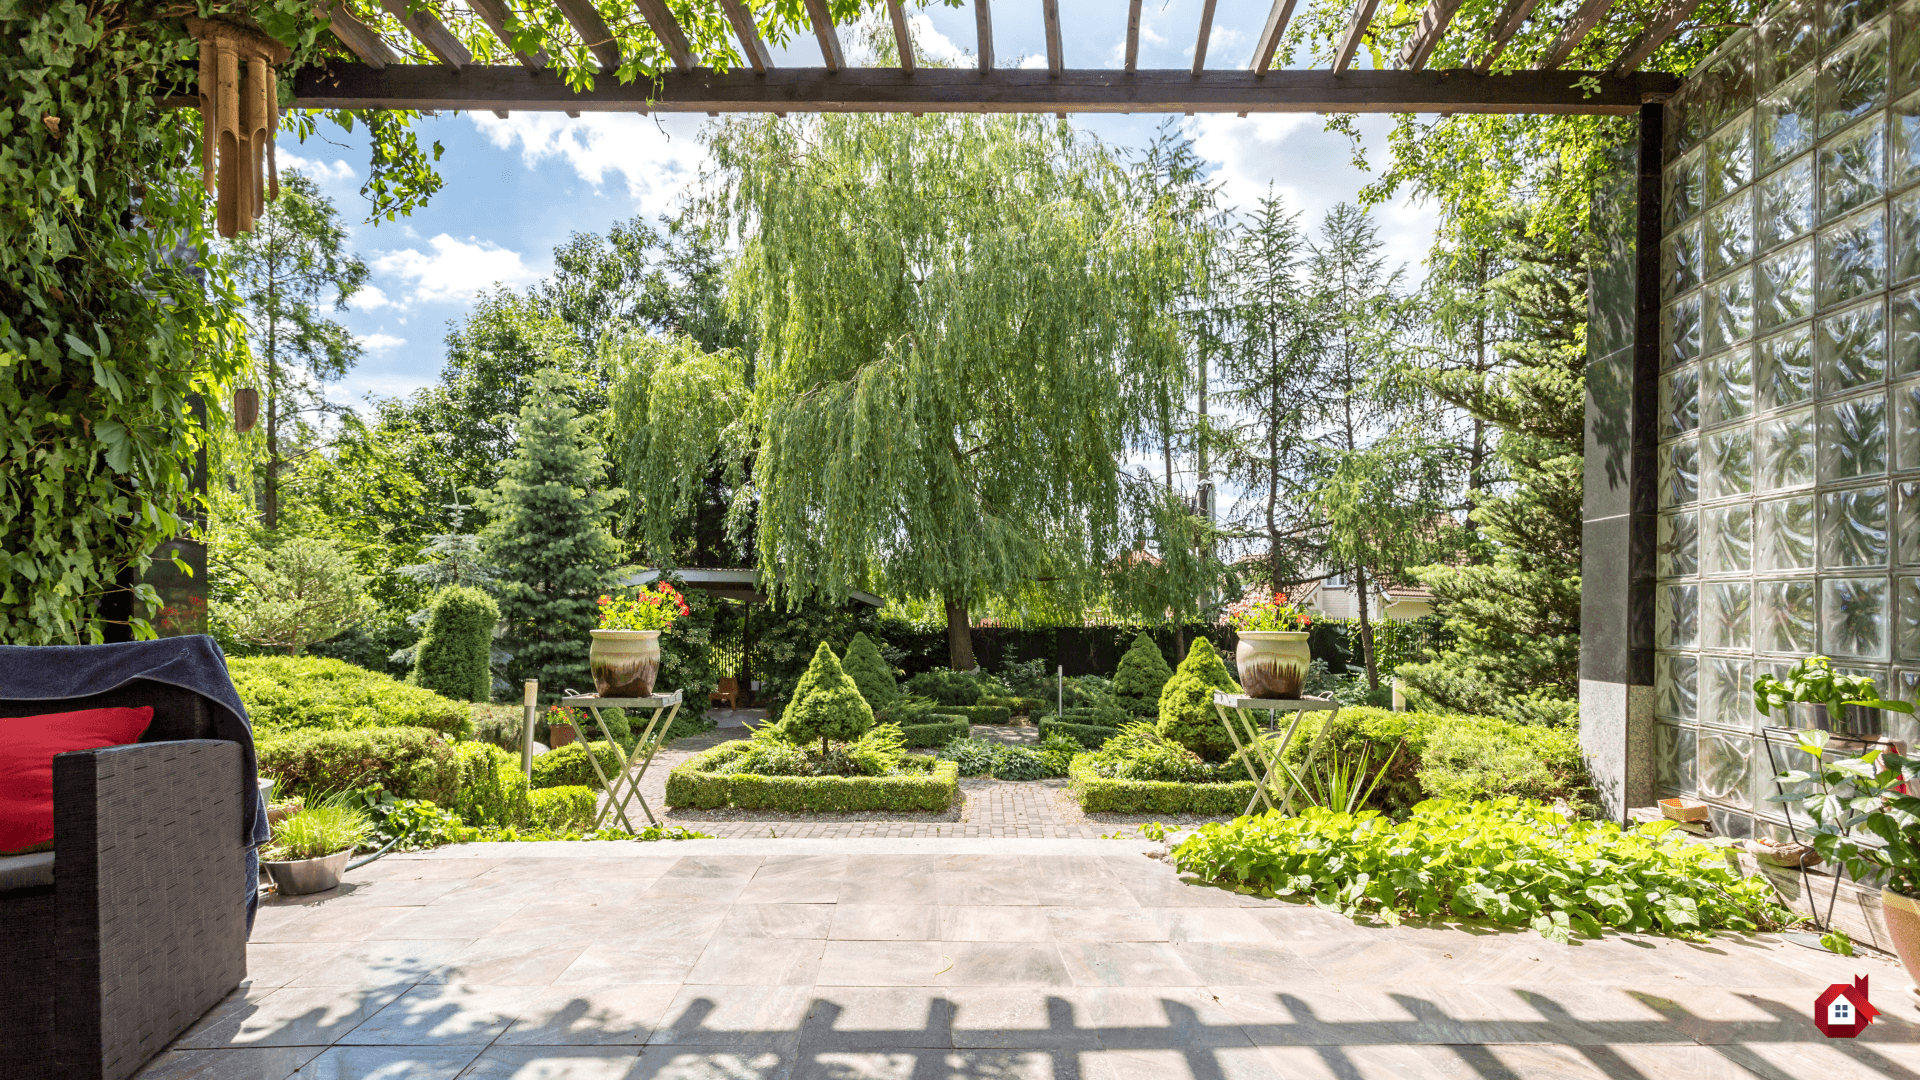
908;13;968;65
1018;52;1049;69
277;149;356;183
371;234;543;306
469;111;710;221
342;284;392;313
356;332;406;353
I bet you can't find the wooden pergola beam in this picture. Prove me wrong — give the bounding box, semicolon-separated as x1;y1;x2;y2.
801;0;845;70
1332;0;1381;74
1475;0;1542;71
886;0;915;72
551;0;621;70
1611;0;1703;73
633;0;697;72
1125;0;1142;72
376;0;473;69
1249;0;1298;76
720;0;773;73
1043;0;1063;75
466;0;547;67
323;3;398;69
1399;0;1463;71
975;0;993;70
1543;0;1616;69
1192;0;1217;75
287;63;1675;115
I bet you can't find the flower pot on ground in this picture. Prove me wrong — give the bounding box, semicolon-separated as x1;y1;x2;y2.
592;582;689;696
261;802;373;896
548;722;578;748
1883;889;1920;984
1225;593;1315;699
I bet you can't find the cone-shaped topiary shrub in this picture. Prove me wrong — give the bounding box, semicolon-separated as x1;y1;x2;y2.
412;586;499;702
1157;639;1240;762
783;643;876;755
841;632;899;711
1112;633;1173;704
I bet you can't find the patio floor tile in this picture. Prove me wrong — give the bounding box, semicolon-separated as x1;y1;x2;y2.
797;987;957;1049
654;984;812;1046
368;903;530;941
173;983;409;1048
629;1046;796;1080
337;983;541;1045
1073;986;1256;1049
735;856;849;904
456;1044;643;1080
1058;942;1204;987
934;941;1074;987
828;905;941;941
1167;942;1320;985
554;940;709;985
247;901;416;944
1044;908;1169;943
938;905;1052;942
795;1049;1075;1080
816;941;945;985
284;939;476;987
496;984;682;1045
1139;908;1276;943
1083;1045;1286;1080
942;987;1100;1049
425;933;594;986
131;1046;324;1080
298;1044;484;1080
685;937;826;985
713;904;835;939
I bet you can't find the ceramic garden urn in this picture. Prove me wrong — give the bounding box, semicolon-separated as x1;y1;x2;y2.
1883;888;1920;989
590;628;661;697
1236;631;1312;699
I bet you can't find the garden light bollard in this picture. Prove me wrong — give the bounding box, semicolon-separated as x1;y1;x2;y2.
522;680;538;782
1058;665;1063;718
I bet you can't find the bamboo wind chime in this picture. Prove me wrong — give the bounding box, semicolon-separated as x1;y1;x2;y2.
185;18;292;238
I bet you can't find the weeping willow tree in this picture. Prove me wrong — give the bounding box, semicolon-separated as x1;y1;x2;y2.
705;114;1210;669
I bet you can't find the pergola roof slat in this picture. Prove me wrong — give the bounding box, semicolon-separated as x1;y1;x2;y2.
1192;0;1217;74
1610;0;1703;72
464;0;545;67
886;0;915;72
551;0;622;70
324;3;398;69
975;0;993;70
801;0;845;70
1332;0;1382;74
1399;0;1463;71
1249;0;1299;76
376;0;473;69
1043;0;1064;74
1542;0;1616;69
1125;0;1142;72
633;0;698;72
1474;0;1542;71
721;0;773;73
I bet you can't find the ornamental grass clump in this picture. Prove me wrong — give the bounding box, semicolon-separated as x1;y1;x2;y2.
1169;797;1788;943
266;803;374;861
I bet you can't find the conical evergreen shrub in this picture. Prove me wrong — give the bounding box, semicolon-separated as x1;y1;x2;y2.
412;586;499;702
783;643;875;755
1157;638;1240;762
841;632;899;711
1112;632;1173;704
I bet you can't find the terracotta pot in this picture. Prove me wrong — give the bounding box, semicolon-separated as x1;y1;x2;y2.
263;849;352;895
1884;888;1920;988
548;722;577;748
590;628;661;697
1236;631;1311;699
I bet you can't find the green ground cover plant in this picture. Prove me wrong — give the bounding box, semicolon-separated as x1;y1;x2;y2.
232;656;471;738
666;740;959;812
256;726;460;804
934;736;1070;780
1168;798;1788;942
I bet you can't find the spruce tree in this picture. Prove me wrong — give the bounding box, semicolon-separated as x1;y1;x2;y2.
412;585;499;702
783;643;875;755
1157;639;1240;761
1396;218;1585;725
840;632;899;712
1112;633;1174;707
479;369;623;698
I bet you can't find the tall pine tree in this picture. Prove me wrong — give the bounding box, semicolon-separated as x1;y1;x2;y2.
1396;217;1586;725
479;369;623;698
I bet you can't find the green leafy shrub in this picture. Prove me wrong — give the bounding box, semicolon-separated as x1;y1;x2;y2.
936;737;1069;780
841;632;900;711
937;738;1002;777
411;586;498;702
1169;799;1788;941
257;726;460;804
719;723;909;778
1078;722;1241;784
232;656;472;738
938;704;1012;724
1112;633;1174;704
1037;733;1082;775
532;740;624;790
784;643;876;753
989;744;1050;780
470;705;526;754
1036;719;1119;749
450;741;531;827
528;786;598;830
1067;754;1256;815
1157;640;1240;761
905;669;984;706
666;742;959;811
899;717;970;747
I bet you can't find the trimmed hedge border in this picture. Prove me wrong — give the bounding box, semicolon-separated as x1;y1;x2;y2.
1038;719;1120;749
899;717;969;748
667;742;960;812
941;704;1013;724
1067;755;1256;815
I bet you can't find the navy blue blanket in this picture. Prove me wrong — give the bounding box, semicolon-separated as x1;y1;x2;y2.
0;635;268;929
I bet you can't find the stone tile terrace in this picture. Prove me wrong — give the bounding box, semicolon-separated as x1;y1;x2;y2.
141;838;1918;1080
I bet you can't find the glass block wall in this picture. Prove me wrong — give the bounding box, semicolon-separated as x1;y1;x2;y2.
1655;0;1920;839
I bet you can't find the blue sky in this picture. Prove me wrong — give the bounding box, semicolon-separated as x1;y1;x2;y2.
276;0;1442;408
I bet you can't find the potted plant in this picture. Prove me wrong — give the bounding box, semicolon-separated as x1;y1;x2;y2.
261;801;374;896
1771;727;1920;986
546;704;582;748
1225;592;1313;699
591;582;689;697
1754;655;1913;734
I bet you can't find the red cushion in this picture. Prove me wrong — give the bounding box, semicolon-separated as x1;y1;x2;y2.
0;707;153;853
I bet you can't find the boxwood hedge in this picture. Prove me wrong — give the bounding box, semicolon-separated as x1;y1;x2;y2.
231;656;471;738
899;717;970;748
532;740;624;790
936;704;1012;724
1037;719;1119;749
528;785;598;830
667;742;959;812
1067;754;1255;815
256;726;460;804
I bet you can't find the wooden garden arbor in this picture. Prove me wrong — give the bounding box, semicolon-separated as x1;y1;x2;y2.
288;0;1689;115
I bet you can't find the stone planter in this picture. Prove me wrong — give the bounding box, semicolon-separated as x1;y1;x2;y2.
1884;888;1920;990
263;849;352;896
590;628;661;697
1235;631;1311;699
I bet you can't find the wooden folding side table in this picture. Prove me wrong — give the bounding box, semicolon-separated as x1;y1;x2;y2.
558;690;683;830
1213;692;1338;817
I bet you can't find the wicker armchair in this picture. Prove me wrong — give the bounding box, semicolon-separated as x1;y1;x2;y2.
0;680;251;1080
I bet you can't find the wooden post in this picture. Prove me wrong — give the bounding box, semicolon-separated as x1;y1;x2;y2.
522;679;538;781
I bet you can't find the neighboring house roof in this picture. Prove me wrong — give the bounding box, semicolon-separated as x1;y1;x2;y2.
621;568;885;608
